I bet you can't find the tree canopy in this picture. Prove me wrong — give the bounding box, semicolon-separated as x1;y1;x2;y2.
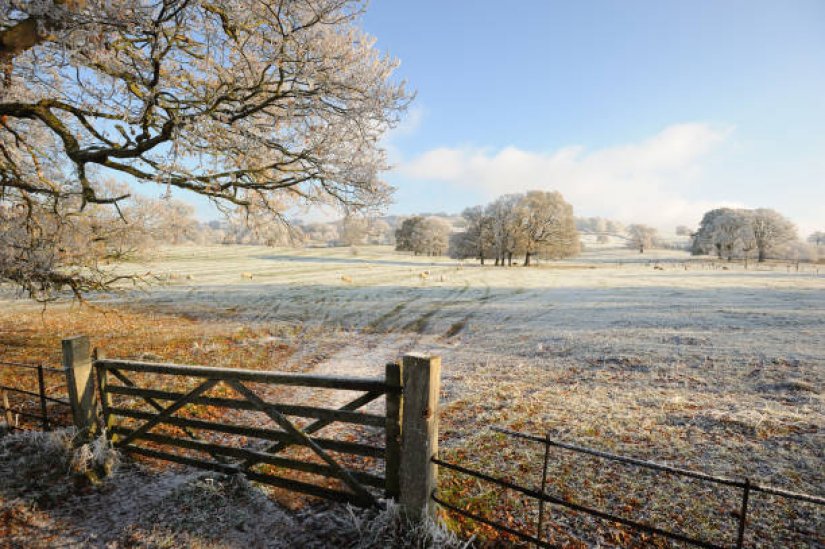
1;0;409;299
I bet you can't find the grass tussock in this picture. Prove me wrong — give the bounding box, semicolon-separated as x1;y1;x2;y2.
0;428;119;508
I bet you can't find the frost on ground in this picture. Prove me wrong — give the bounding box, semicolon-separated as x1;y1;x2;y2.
1;245;823;546
0;429;464;548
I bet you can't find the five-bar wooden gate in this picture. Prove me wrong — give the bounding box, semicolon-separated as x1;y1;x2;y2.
94;357;402;507
59;336;440;516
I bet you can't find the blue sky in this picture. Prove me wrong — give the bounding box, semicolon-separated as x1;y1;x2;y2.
358;1;825;233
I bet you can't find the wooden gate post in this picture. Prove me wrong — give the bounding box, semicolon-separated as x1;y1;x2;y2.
399;353;441;520
62;336;96;439
385;361;403;500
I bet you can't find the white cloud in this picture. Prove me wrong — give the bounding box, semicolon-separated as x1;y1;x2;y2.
397;123;739;230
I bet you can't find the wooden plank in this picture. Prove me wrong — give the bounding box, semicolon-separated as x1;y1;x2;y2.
399;354;441;520
384;361;403;499
105;385;385;427
109;408;385;458
110;428;385;489
62;336;96;437
93;351;114;440
96;359;396;393
227;380;376;506
122;445;371;506
115;379;218;447
241;390;383;469
3;390;15;427
105;368;232;465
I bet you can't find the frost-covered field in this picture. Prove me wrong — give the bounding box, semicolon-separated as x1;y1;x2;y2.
3;244;823;546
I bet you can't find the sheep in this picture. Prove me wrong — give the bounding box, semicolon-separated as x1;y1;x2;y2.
341;275;353;284
241;272;254;280
419;271;429;280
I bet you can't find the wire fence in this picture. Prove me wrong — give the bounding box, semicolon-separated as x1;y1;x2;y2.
0;360;70;431
432;426;825;548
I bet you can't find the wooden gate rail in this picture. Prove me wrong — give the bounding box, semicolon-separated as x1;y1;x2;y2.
107;409;385;456
95;359;395;392
104;385;386;426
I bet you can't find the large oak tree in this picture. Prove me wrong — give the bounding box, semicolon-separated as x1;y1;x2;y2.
0;0;409;299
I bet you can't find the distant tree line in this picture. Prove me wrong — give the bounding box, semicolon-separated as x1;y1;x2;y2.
691;208;810;265
448;190;580;265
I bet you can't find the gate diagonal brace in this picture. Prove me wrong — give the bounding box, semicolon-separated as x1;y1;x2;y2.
116;379;219;448
107;369;232;464
227;379;376;506
240;390;382;470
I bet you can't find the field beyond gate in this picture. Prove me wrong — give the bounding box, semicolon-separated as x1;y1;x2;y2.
96;357;402;507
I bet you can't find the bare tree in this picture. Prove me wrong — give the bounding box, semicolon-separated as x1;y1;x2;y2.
692;208;734;256
450;206;493;264
366;218;393;245
626;224;658;253
486;194;521;266
1;0;409;298
675;225;693;236
516;191;579;265
710;211;748;261
808;231;825;247
412;217;451;256
750;209;797;262
303;222;339;246
394;216;422;254
338;215;368;246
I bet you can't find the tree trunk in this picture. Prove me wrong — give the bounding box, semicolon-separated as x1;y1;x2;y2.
524;252;532;266
758;248;766;262
639;245;644;253
494;256;499;266
480;255;485;266
507;252;512;266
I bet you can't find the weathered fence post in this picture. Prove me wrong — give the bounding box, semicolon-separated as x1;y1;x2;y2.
399;353;441;520
2;390;14;428
385;361;403;499
62;336;96;438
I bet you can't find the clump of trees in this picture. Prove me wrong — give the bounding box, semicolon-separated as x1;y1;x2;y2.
450;190;579;265
395;216;451;256
691;208;803;264
576;217;625;235
807;231;825;248
626;224;659;253
0;0;409;300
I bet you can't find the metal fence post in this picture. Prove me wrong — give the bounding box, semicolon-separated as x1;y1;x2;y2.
736;478;751;549
37;364;49;430
62;336;96;439
399;353;441;520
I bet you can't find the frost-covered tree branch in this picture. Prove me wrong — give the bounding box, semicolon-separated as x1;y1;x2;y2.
0;0;410;298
